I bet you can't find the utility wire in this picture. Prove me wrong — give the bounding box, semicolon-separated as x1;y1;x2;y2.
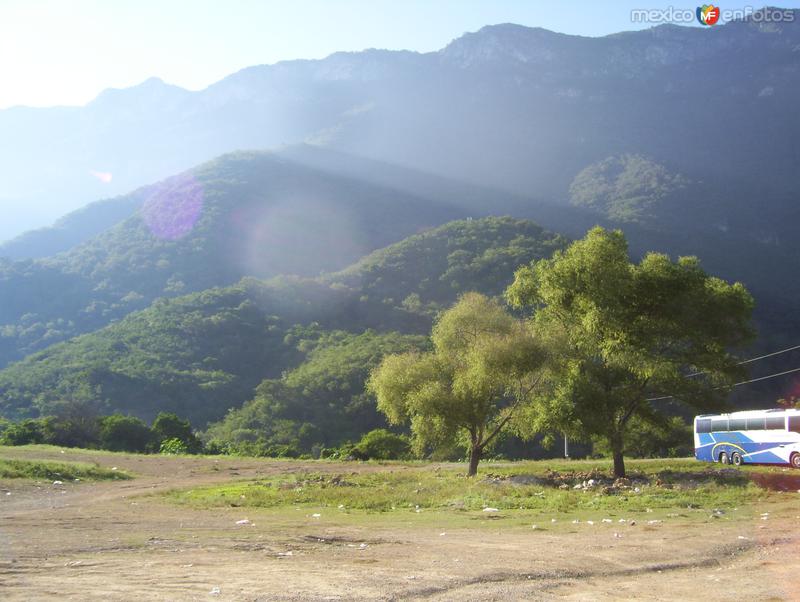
684;343;800;377
646;365;800;402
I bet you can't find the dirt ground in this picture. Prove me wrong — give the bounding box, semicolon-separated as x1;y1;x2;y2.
1;448;799;601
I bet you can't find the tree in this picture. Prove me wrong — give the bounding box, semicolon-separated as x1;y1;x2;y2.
368;293;548;476
507;227;754;477
151;412;200;453
0;419;46;446
99;414;153;452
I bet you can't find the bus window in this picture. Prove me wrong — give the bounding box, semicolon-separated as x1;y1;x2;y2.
696;419;712;433
746;417;766;430
766;416;786;430
728;418;746;431
711;419;728;432
788;416;800;433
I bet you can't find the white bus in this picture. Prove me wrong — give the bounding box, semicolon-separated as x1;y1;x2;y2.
694;408;800;468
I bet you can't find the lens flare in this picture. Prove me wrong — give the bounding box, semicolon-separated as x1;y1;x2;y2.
89;170;113;183
141;173;203;240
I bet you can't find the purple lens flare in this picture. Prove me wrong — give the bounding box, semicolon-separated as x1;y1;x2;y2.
142;173;204;240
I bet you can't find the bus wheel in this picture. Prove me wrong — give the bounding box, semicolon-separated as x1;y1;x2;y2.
731;452;743;467
791;453;800;469
719;452;729;465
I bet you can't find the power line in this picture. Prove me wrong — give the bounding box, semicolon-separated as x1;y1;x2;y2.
646;365;800;402
685;343;800;377
737;343;800;365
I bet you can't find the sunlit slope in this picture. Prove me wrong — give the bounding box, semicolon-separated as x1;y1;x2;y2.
0;217;565;425
0;151;463;368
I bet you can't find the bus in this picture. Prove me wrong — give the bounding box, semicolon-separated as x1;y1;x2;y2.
694;409;800;468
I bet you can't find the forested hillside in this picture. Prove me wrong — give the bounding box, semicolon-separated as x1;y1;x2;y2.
0;217;565;428
0;151;464;368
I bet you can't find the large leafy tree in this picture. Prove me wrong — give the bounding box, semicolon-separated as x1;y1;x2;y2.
368;293;547;476
506;227;754;477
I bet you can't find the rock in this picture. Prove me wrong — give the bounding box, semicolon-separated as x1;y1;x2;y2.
235;519;251;525
210;586;221;596
52;481;63;486
482;507;499;513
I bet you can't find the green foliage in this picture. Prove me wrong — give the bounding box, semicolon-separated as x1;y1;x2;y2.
0;419;46;446
169;458;773;516
0;217;566;428
159;438;190;455
0;151;465;369
569;155;688;225
368;293;548;475
0;283;300;425
99;414;152;453
0;458;131;481
349;429;411;460
204;330;427;453
507;227;754;477
592;416;693;459
333;216;566;315
152;412;200;453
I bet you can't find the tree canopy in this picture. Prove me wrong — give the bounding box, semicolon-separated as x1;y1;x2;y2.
506;227;754;477
368;292;548;476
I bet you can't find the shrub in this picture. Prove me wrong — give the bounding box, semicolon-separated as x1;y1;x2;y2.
99;414;153;452
0;419;46;446
350;429;410;460
151;412;201;453
159;438;189;455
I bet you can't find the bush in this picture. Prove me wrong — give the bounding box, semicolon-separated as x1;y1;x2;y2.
99;414;153;452
159;438;189;455
0;419;46;446
350;429;410;460
151;412;201;453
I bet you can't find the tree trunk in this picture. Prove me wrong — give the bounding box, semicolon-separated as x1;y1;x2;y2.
611;439;626;479
467;444;482;477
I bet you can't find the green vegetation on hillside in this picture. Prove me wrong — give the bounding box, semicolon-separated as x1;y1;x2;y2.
0;217;565;429
0;151;463;369
333;216;566;315
205;330;428;455
569;155;688;225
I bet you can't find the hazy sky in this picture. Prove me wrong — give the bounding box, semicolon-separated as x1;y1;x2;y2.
2;0;799;109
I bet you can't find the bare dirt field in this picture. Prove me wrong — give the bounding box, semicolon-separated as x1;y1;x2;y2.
1;447;799;601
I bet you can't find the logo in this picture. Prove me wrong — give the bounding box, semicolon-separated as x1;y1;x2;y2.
696;4;721;25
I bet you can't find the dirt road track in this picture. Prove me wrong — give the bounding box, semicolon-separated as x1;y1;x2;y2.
1;448;798;601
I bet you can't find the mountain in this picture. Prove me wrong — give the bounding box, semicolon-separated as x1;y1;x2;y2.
0;189;148;260
0;217;566;426
0;150;466;368
3;11;800;248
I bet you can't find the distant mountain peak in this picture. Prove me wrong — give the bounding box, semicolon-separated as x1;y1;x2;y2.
90;76;189;109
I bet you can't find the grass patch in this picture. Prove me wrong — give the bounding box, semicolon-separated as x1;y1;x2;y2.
0;457;131;481
169;458;785;517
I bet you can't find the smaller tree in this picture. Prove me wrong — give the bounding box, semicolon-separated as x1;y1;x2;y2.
0;419;46;446
368;293;547;476
151;412;201;453
99;414;153;452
